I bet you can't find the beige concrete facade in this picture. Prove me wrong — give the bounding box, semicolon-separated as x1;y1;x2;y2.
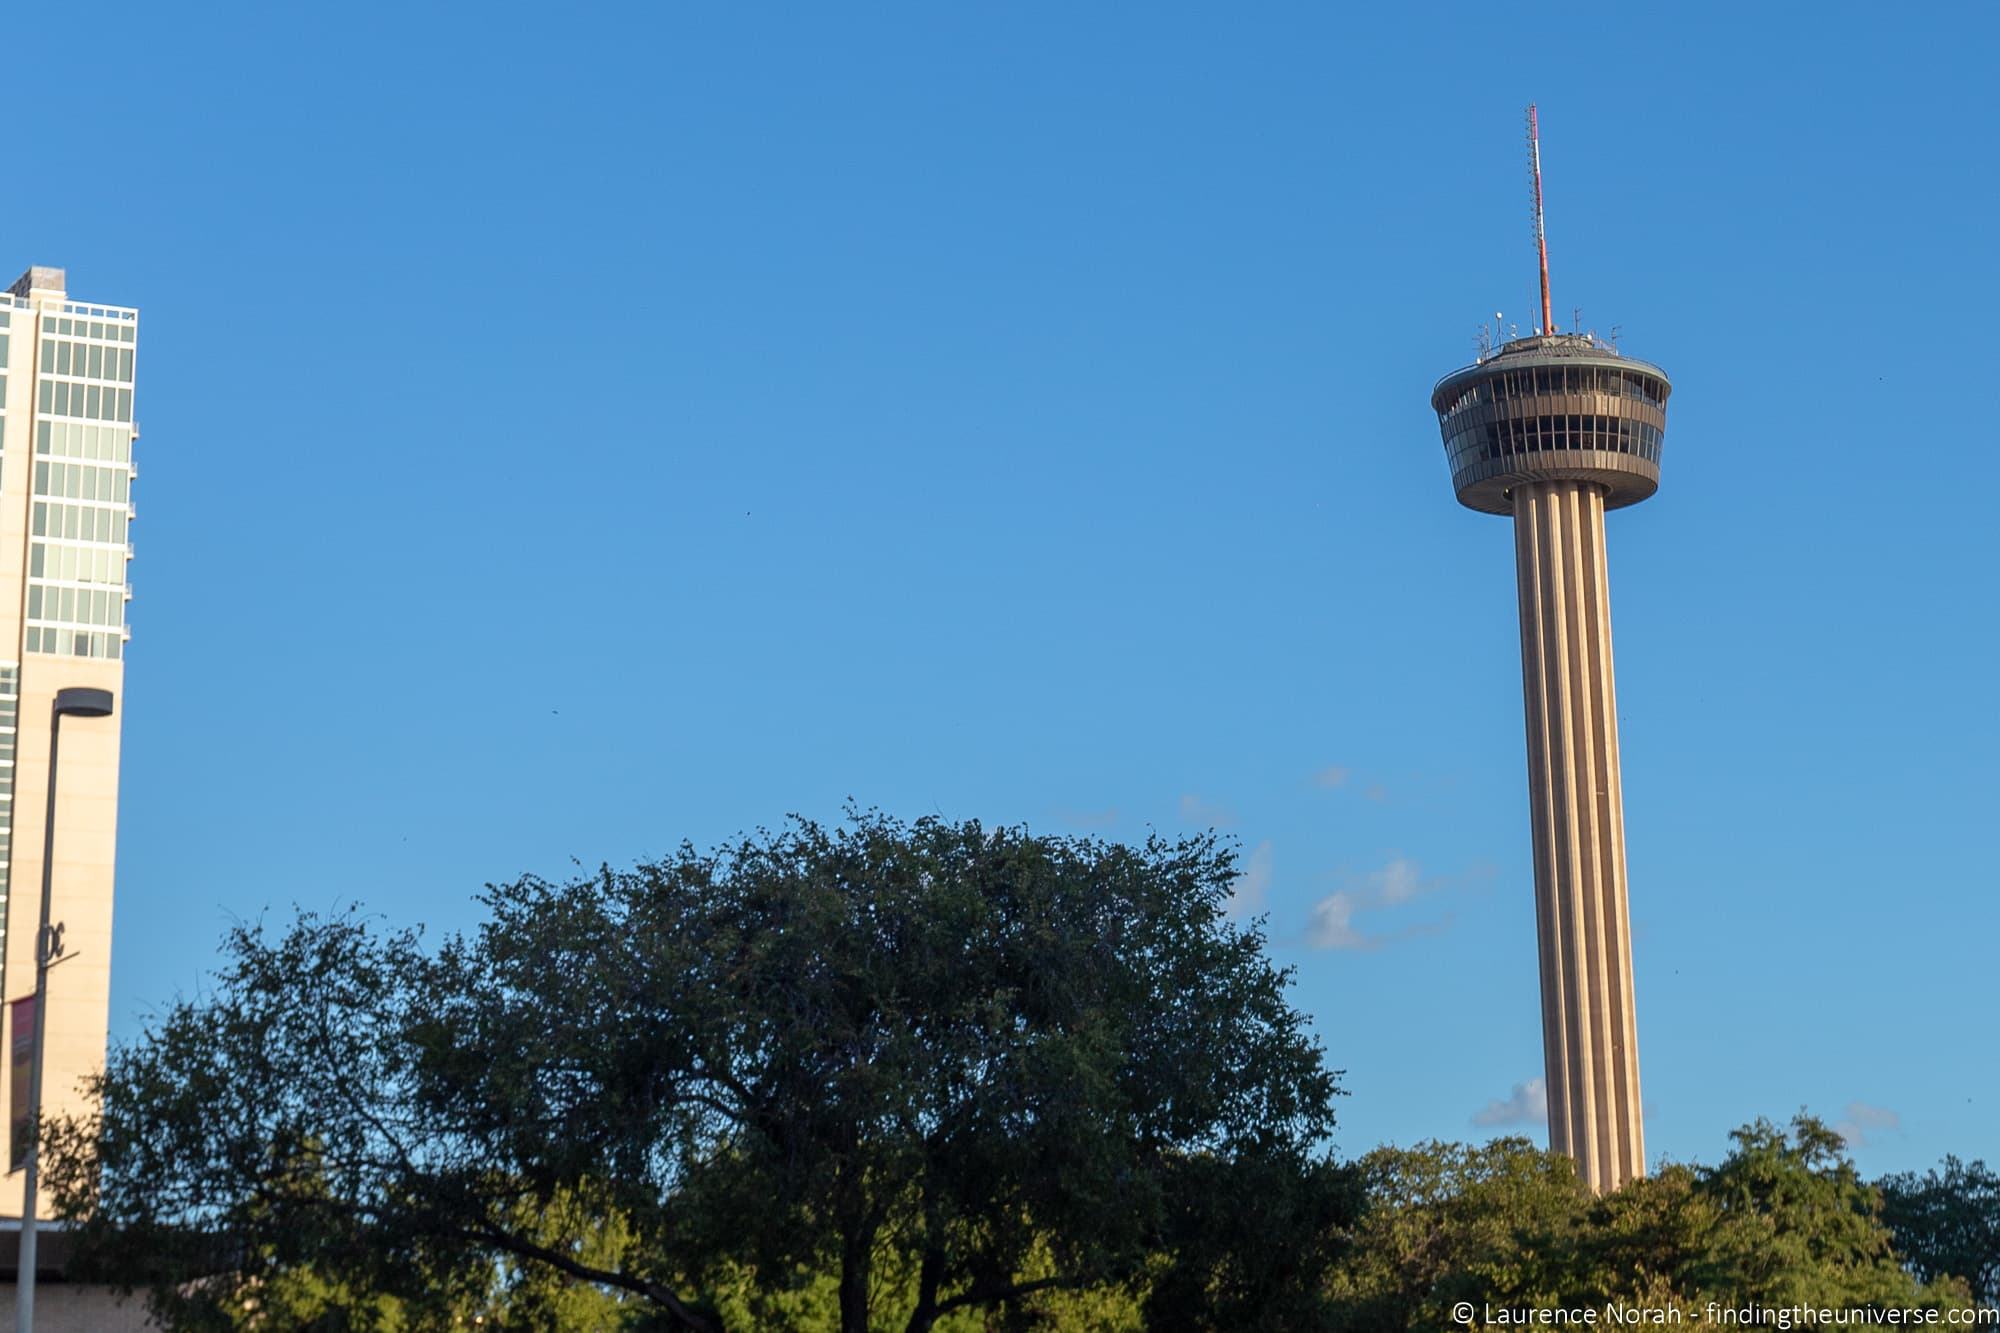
1511;480;1644;1192
0;267;133;1220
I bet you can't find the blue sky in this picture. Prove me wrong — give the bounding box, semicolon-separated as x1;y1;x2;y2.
8;3;1994;1176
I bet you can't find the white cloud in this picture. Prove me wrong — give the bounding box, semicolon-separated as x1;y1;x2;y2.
1177;793;1236;827
1306;890;1368;950
1313;765;1388;802
1834;1101;1901;1148
1376;856;1422;904
1227;840;1273;918
1473;1077;1549;1128
1304;856;1444;950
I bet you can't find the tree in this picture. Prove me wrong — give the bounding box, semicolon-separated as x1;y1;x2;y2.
1879;1156;2000;1306
1319;1117;1974;1328
1689;1115;1940;1308
1321;1137;1593;1329
48;812;1351;1331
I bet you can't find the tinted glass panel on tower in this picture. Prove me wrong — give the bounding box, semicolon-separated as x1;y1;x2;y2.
26;312;137;660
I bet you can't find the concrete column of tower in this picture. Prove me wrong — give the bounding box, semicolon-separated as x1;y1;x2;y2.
1511;479;1644;1193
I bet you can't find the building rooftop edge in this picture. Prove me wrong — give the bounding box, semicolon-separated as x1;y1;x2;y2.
8;265;66;299
1431;338;1670;405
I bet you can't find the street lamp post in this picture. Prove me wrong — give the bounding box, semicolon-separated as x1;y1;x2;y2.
16;687;113;1331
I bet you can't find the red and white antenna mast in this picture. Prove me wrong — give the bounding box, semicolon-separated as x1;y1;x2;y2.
1528;103;1553;337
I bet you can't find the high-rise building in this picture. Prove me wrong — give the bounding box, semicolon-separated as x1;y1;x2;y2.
1428;112;1670;1193
0;265;135;1218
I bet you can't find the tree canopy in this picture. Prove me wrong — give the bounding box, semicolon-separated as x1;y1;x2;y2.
48;812;1352;1331
1878;1155;2000;1307
43;808;1998;1329
1319;1116;1978;1328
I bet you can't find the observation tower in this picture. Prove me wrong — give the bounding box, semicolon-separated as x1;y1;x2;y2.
1428;107;1671;1193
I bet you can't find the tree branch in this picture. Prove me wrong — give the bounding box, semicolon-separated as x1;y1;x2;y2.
457;1223;721;1333
933;1271;1092;1316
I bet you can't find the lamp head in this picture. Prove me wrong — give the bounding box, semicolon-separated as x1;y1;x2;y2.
53;687;114;719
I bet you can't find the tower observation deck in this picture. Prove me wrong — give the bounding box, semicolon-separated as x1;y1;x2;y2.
1428;110;1672;1194
1431;334;1670;517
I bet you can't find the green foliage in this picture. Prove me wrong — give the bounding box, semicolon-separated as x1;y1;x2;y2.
58;801;1986;1331
696;1236;1147;1332
48;812;1348;1332
1321;1116;1976;1328
483;1184;647;1329
1878;1156;2000;1306
1689;1116;1929;1307
1324;1136;1592;1328
40;915;506;1331
1144;1150;1360;1331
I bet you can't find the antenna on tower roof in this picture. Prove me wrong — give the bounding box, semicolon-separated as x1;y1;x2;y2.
1527;103;1553;339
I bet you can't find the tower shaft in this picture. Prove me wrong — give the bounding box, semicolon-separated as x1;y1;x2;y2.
1511;479;1644;1192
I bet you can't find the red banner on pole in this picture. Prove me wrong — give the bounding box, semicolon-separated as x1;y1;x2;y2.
11;995;35;1173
